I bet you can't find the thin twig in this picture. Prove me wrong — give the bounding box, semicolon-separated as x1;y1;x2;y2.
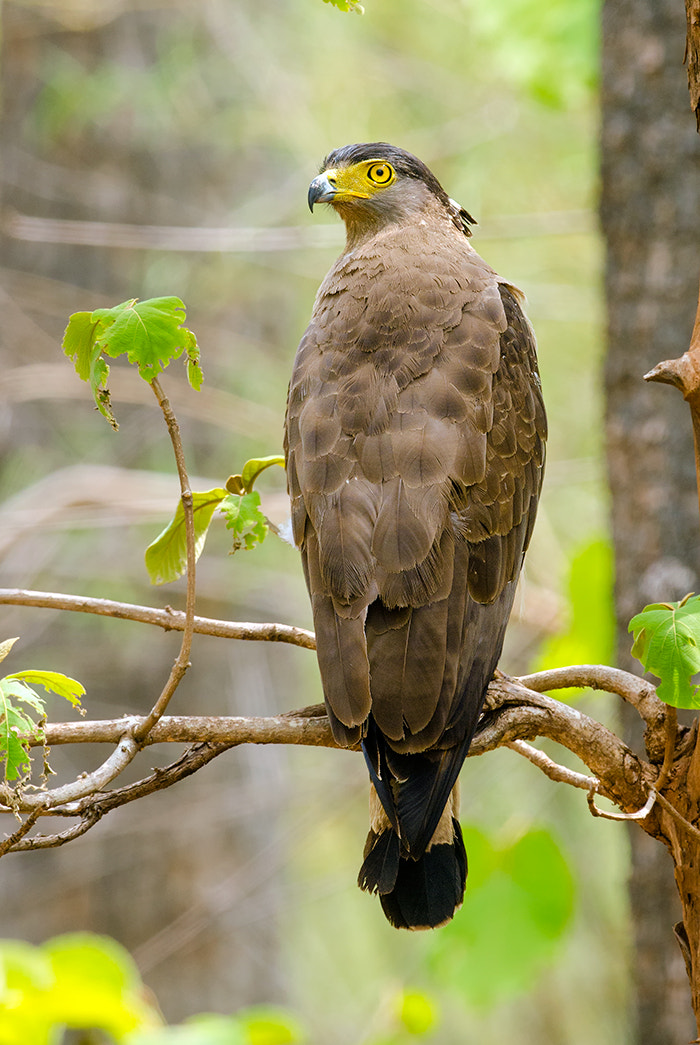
8;811;102;852
0;807;42;855
587;784;657;822
0;735;138;810
505;739;597;790
0;588;316;649
3;745;233;849
134;378;197;742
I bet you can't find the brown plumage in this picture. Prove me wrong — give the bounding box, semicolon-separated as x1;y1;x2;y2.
285;143;546;929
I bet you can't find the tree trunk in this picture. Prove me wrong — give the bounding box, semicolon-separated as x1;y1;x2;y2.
601;0;700;1040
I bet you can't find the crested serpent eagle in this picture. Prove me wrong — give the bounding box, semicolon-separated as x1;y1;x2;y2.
284;143;547;930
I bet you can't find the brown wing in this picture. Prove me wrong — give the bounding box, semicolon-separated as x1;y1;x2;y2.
285;225;545;763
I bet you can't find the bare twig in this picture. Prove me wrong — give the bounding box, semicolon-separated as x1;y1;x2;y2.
8;811;102;852
134;379;197;742
3;746;233;852
0;735;138;810
480;676;651;813
587;785;657;822
505;739;597;790
0;588;316;650
0;808;41;855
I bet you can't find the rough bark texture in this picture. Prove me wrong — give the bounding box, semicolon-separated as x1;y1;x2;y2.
687;0;700;129
601;0;700;1040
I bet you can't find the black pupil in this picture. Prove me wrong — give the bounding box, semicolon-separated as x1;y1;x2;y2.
374;167;385;179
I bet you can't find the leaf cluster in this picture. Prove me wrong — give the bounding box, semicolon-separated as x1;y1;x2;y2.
0;639;84;782
144;456;284;585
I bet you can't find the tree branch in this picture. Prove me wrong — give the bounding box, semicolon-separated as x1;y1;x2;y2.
0;588;316;650
1;674;653;827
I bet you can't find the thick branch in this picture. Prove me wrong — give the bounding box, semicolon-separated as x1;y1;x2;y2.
0;588;316;650
516;663;664;727
4;672;652;827
477;676;652;815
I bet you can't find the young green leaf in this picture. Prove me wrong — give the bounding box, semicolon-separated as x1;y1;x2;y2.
91;297;196;382
220;491;269;553
237;1006;305;1045
63;297;202;427
629;594;700;708
145;488;228;585
5;671;85;709
62;311;117;429
226;455;285;496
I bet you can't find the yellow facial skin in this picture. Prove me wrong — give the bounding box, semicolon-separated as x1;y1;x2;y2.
308;159;397;210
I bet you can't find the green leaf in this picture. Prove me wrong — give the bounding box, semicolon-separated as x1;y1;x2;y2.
220;491;269;553
63;297;202;427
92;297;184;377
394;990;438;1036
428;825;574;1010
226;455;285;496
62;311;117;429
145;488;228;585
0;679;46;781
0;940;54;1045
629;594;700;708
534;537;614;700
5;671;85;709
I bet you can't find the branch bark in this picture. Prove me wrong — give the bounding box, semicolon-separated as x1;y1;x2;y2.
0;588;316;649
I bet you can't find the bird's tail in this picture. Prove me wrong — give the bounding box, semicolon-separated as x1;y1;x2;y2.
358;785;467;930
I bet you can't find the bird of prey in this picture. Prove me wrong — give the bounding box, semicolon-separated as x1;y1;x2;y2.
285;143;546;930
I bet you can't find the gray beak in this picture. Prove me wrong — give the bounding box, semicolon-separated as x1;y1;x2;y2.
308;172;337;211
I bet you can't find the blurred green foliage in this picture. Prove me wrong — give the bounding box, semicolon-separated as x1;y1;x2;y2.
0;934;443;1045
427;825;574;1009
535;537;615;699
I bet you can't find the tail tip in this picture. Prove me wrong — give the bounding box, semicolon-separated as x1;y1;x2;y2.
359;819;467;930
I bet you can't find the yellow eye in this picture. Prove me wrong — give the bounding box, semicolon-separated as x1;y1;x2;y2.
366;162;395;186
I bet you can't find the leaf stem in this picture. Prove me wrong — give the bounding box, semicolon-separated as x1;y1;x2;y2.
134;378;197;742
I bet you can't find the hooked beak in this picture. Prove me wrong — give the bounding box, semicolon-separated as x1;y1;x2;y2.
308;171;338;211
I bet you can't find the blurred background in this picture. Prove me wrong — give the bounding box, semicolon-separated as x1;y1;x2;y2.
0;0;696;1041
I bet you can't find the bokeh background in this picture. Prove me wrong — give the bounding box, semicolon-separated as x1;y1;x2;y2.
1;0;692;1041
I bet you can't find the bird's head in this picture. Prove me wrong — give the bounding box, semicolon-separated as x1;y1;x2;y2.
308;142;475;244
